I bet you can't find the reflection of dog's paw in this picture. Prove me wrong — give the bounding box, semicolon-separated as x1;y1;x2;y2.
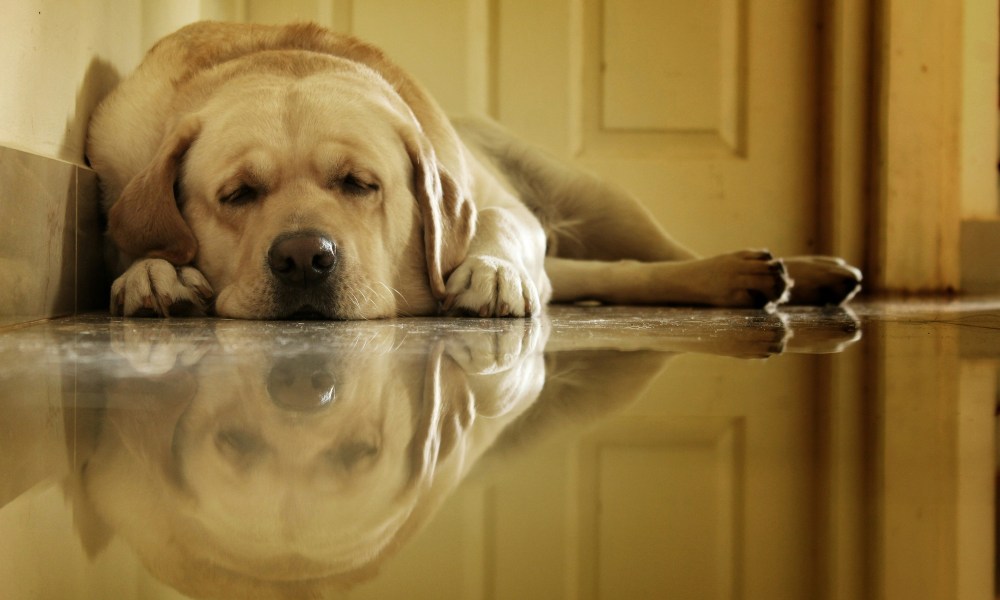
443;255;540;318
783;256;862;306
444;318;546;375
111;259;214;317
110;321;213;375
679;311;791;359
442;319;548;417
782;306;863;354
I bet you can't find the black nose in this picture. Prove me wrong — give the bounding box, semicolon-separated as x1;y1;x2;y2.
268;232;337;287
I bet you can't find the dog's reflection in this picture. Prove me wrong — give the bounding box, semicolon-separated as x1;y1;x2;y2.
67;309;859;598
76;319;545;598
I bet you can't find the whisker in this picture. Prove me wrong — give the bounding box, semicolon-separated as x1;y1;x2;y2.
378;281;406;302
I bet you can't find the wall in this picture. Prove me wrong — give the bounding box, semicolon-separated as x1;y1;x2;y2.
958;0;1000;293
0;0;205;326
0;1;138;163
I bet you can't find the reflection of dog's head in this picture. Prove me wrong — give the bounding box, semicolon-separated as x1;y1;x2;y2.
105;49;475;319
175;340;418;579
76;325;492;597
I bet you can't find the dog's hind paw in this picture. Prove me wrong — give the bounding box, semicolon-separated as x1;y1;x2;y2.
689;250;792;308
783;256;862;306
111;259;214;317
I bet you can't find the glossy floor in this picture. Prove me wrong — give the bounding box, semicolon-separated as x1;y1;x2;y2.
1;299;997;600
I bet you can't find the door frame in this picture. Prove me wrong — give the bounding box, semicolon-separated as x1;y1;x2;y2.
819;0;873;277
824;0;999;293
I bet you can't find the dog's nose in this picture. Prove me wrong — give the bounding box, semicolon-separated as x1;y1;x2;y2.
268;232;337;287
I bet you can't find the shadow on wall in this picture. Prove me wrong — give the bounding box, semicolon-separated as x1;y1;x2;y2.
62;57;121;312
70;57;120;168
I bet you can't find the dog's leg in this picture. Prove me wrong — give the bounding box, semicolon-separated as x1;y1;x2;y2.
443;202;552;318
546;250;791;308
458;117;862;308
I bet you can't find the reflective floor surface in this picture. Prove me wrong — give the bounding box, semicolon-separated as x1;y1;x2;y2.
1;299;998;600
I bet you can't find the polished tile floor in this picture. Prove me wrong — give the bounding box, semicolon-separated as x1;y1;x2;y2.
1;298;997;600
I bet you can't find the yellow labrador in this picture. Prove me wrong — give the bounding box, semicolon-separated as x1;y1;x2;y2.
87;22;861;320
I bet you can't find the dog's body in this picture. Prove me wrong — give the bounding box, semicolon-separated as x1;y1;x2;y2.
87;22;861;320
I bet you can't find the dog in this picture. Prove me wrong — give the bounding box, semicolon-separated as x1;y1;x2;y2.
87;21;862;320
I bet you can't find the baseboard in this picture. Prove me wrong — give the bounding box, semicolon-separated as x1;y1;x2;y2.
0;146;106;328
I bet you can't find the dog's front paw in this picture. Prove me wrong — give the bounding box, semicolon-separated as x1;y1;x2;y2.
443;255;541;317
111;259;214;317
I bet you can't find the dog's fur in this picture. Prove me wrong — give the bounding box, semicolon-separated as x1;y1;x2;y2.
87;22;861;320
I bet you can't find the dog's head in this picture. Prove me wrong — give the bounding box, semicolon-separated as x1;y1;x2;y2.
107;52;475;319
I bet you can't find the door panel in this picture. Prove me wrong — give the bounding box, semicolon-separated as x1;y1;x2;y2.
498;0;820;257
590;0;744;154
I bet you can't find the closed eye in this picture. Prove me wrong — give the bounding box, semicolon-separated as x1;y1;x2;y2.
219;185;261;206
339;173;380;197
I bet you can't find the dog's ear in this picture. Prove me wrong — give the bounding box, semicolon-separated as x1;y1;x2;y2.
107;118;201;265
406;134;477;299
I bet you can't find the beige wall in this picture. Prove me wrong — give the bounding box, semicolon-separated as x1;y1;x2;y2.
0;0;211;325
0;0;247;165
1;1;139;164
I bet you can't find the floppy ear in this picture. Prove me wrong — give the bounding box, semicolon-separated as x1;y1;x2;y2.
406;135;477;299
107;118;201;265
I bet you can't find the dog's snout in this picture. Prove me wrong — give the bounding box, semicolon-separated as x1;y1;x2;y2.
268;232;337;287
